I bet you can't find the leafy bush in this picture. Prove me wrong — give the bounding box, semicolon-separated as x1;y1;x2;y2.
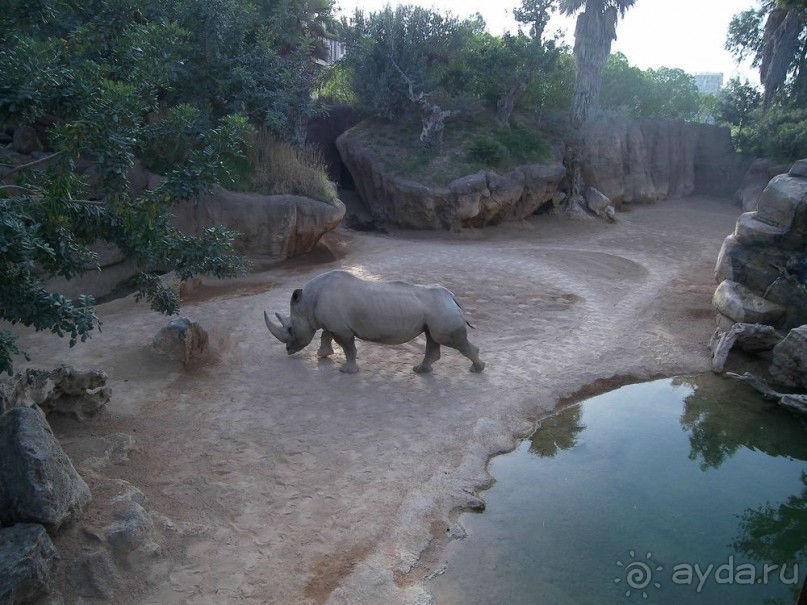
748;106;807;162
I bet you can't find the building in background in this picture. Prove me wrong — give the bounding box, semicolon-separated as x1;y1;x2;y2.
694;73;724;95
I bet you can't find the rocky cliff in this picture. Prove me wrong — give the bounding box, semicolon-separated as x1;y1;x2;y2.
338;116;748;229
336;129;566;230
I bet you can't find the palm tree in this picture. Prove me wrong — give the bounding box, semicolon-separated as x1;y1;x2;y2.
560;0;636;215
561;0;637;127
759;3;804;108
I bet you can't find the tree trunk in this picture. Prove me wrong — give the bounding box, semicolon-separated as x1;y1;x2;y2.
760;8;801;108
564;4;619;216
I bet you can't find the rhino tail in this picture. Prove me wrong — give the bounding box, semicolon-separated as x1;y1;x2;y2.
450;292;475;329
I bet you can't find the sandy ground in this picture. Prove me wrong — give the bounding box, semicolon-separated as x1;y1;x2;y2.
12;195;742;604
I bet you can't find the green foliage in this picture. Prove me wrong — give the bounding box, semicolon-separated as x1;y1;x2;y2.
0;0;342;372
746;106;807;160
717;77;763;141
340;5;481;120
468;138;508;165
600;53;701;119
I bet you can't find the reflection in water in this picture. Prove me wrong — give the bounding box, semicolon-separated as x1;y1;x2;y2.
429;375;807;605
528;405;584;458
676;374;807;470
734;472;807;566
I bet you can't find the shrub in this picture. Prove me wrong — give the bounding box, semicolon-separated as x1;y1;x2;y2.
468;137;508;165
240;128;338;204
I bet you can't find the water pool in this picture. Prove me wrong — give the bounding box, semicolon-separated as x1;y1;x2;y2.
429;375;807;604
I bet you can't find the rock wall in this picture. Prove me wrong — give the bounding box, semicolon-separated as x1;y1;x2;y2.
714;159;807;331
172;187;345;260
338;116;748;229
581;116;749;205
337;130;566;230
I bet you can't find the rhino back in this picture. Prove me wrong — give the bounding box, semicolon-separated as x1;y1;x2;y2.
308;272;438;344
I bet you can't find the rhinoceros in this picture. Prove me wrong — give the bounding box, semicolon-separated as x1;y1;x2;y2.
264;270;485;374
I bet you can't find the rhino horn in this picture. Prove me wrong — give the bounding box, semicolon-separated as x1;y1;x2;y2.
264;310;290;343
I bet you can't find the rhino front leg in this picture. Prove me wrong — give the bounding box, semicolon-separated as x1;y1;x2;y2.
317;330;335;358
414;330;441;373
334;334;359;373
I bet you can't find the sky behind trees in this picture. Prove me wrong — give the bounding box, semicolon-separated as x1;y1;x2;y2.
337;0;759;84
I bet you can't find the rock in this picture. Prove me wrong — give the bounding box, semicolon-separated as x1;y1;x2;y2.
172;187;345;259
735;158;791;211
755;173;807;232
0;407;91;530
337;123;566;229
733;211;786;245
788;158;807;178
66;550;120;600
151;316;209;365
0;524;60;605
105;500;156;557
12;125;43;155
583;187;615;221
0;365;110;419
712;280;786;325
713;162;807;331
770;325;807;389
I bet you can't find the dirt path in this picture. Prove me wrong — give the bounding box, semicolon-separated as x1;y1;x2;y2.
16;196;741;604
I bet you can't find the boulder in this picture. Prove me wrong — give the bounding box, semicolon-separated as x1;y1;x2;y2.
0;365;110;419
0;524;59;605
770;326;807;389
172;187;345;258
0;407;91;530
583;187;615;222
151;316;209;365
735;158;791;211
712;280;786;325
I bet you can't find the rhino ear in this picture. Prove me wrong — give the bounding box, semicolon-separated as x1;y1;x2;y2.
264;310;291;343
291;289;303;305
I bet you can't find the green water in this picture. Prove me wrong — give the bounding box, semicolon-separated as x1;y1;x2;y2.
429;375;807;605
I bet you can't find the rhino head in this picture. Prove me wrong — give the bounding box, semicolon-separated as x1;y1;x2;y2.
264;289;316;355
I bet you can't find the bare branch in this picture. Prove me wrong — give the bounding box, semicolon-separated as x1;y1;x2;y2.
1;150;67;179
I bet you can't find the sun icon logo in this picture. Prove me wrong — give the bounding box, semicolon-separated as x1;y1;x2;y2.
614;550;663;598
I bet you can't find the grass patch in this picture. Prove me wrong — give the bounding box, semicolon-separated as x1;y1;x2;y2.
348;110;555;187
230;127;338;205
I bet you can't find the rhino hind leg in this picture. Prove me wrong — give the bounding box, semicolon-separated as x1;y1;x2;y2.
429;325;485;373
317;330;335;358
460;341;485;373
414;330;441;374
334;334;359;373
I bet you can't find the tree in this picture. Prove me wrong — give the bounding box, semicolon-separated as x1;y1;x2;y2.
559;0;636;215
726;0;807;109
717;77;763;143
340;5;476;146
560;0;637;128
